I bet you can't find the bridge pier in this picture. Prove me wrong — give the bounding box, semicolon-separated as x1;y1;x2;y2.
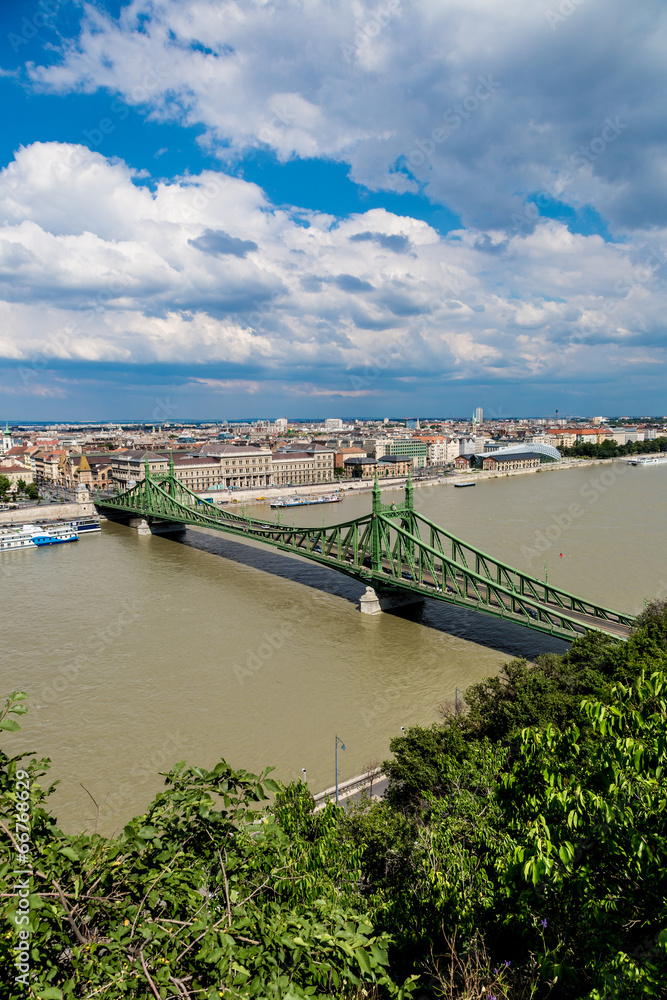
128;518;185;535
359;585;424;615
129;517;151;535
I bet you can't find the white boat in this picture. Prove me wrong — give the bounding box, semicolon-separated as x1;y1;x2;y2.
270;494;343;508
0;523;79;551
66;516;101;533
627;455;667;466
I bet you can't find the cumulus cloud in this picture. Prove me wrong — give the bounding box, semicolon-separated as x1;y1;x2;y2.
188;229;259;258
0;141;665;404
25;0;667;233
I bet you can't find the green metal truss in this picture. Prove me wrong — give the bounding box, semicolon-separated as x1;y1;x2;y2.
97;458;635;642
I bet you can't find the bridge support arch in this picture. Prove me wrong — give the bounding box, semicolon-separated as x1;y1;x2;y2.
359;585;424;615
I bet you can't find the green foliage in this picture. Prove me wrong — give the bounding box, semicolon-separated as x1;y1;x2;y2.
561;436;667;459
0;474;10;496
0;718;410;999
3;610;667;999
24;483;40;500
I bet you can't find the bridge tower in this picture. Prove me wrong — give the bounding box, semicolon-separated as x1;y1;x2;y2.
144;457;152;505
371;473;383;572
168;450;175;497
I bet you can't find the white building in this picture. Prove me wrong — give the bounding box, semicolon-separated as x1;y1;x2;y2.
274;417;288;432
325;418;344;431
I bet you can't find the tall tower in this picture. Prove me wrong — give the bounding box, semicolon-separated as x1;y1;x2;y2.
475;407;483;425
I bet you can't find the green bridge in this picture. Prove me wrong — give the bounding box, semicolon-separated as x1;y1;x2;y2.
96;457;635;642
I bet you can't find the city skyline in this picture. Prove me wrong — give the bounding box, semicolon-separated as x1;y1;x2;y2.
1;1;666;419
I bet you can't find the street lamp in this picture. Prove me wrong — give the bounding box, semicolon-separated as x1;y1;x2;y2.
334;735;346;805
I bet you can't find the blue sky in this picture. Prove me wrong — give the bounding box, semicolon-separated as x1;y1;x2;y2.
0;0;666;420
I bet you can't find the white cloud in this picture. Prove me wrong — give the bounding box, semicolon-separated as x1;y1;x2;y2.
25;0;667;232
0;141;666;395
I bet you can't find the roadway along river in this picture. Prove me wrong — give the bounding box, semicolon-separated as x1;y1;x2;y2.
4;461;666;834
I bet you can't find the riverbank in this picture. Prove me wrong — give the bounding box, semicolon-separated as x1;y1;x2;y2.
191;456;623;506
0;499;95;525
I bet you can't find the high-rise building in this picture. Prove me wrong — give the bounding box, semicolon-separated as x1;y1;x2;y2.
475;407;483;425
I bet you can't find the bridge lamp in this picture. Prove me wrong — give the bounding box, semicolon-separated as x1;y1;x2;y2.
335;735;346;805
301;768;307;782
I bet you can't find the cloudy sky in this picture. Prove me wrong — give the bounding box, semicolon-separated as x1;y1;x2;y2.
1;0;666;420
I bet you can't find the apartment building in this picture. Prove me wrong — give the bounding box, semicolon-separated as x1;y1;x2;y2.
111;450;169;487
482;453;542;472
171;456;226;491
343;455;412;479
271;449;335;486
199;444;272;489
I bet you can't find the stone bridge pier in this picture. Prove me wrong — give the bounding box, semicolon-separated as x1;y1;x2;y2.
359;585;424;615
128;517;185;536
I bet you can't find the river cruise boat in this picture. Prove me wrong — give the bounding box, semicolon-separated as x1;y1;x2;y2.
454;481;476;488
65;515;101;533
627;455;667;466
0;523;79;551
270;494;343;509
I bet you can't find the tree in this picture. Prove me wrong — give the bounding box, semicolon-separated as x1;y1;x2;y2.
0;474;9;497
0;693;412;1000
24;483;39;500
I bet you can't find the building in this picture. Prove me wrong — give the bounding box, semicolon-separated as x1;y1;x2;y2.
199;444;272;489
382;439;428;467
1;423;14;454
111;450;169;488
271;449;335;486
33;449;67;483
343;455;412;479
170;456;226;492
0;464;32;487
325;418;344;431
274;417;288;433
482;453;542;472
475;407;483;424
334;447;366;468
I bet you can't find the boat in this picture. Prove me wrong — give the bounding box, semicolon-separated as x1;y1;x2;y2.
67;515;101;533
454;481;476;488
627;455;667;466
270;494;343;508
0;523;79;551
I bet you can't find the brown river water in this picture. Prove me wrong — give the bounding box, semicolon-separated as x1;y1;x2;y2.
2;461;666;834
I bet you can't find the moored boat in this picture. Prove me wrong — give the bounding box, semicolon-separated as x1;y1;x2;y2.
270;494;343;508
0;523;79;550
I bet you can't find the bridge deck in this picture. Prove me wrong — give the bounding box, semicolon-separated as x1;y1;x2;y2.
97;466;635;643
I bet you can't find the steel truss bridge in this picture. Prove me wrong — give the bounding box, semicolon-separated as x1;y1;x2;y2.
97;458;635;642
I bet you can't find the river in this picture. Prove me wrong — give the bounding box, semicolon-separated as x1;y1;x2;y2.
3;461;666;833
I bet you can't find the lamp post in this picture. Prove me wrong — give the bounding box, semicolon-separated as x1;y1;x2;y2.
334;735;346;805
